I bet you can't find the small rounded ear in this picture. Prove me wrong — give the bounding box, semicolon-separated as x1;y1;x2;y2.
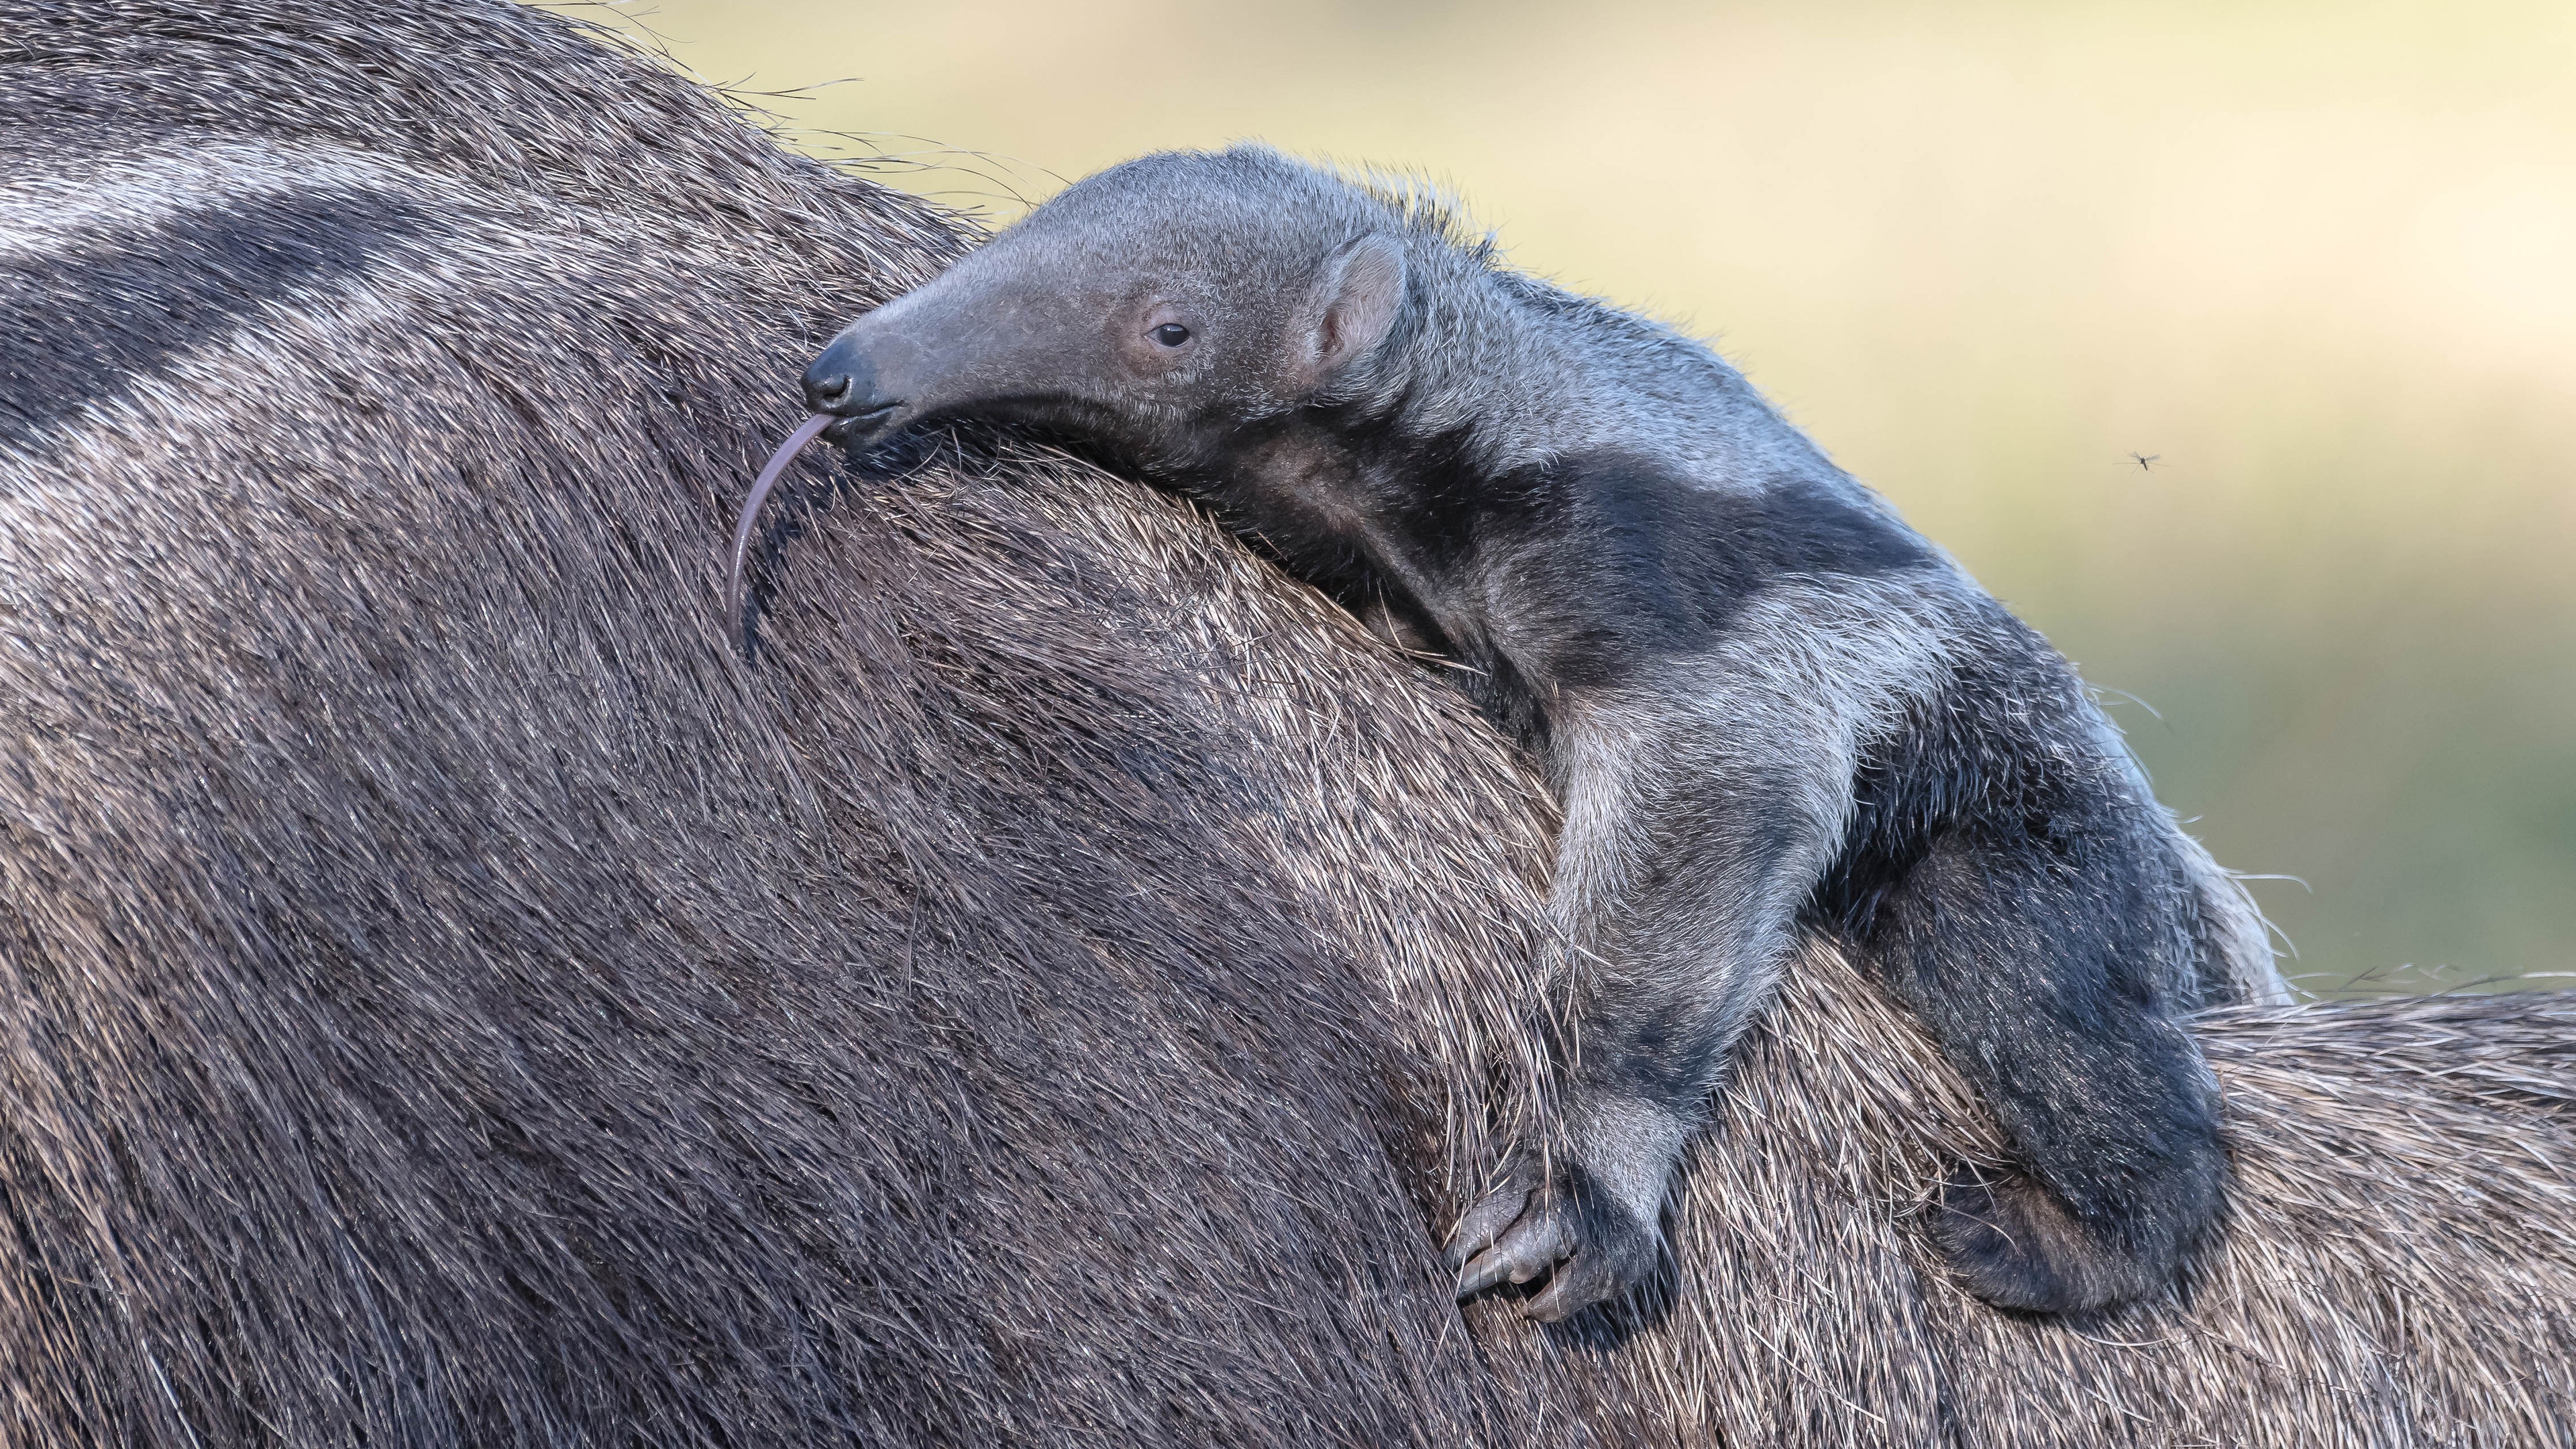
1293;233;1407;393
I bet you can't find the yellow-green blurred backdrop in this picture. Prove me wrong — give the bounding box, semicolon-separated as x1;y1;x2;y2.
597;0;2575;994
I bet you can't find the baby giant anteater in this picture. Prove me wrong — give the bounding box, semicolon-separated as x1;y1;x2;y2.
798;146;2288;1320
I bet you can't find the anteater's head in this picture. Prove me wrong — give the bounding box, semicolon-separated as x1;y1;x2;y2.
802;148;1412;472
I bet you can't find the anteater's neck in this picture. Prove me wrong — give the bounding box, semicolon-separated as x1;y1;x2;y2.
1154;283;1629;749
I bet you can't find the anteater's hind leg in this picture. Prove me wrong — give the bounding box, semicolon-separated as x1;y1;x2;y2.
1856;821;2229;1313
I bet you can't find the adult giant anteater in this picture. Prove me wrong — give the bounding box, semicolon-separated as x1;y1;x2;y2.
1;3;2571;1446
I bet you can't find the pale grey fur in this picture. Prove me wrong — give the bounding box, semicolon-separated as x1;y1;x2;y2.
0;136;413;258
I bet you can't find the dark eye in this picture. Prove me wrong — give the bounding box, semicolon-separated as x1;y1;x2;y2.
1151;322;1191;347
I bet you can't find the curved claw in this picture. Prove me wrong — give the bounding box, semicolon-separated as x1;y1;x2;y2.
1446;1155;1663;1321
1453;1209;1574;1299
1523;1248;1631;1323
1443;1178;1532;1273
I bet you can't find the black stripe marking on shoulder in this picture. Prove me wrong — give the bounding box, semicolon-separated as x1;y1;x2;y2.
0;187;442;454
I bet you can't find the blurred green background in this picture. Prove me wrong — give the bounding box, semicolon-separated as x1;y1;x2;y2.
596;0;2575;994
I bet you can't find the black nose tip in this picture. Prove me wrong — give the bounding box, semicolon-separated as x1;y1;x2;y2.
802;363;857;415
802;335;902;424
804;368;855;410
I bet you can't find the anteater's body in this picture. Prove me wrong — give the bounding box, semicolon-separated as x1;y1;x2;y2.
2;5;2572;1447
799;149;2287;1318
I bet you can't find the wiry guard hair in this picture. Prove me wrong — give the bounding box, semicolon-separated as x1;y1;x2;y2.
0;3;2571;1446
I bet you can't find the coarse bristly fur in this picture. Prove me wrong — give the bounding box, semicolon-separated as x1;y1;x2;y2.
799;145;2295;1321
2;3;2572;1446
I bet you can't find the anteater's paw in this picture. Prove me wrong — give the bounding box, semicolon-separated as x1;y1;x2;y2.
1933;1171;2180;1315
1444;1152;1662;1322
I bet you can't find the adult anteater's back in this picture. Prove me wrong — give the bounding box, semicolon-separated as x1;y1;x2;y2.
2;5;2572;1447
0;5;1555;1442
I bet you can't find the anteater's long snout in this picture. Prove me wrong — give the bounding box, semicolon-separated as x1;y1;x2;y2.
800;267;1077;449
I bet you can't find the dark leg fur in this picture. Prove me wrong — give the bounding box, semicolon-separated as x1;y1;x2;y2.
1857;824;2226;1312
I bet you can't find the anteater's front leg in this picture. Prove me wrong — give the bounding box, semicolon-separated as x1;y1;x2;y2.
1446;673;1858;1322
1444;595;2235;1322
